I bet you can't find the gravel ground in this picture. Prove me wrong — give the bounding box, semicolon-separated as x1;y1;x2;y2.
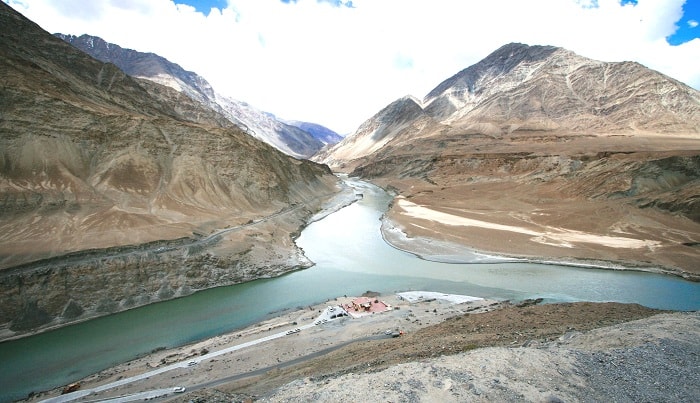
571;338;699;402
563;312;700;402
263;311;699;402
30;300;696;403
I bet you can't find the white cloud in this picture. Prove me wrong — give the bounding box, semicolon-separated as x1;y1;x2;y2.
6;0;700;134
689;19;699;28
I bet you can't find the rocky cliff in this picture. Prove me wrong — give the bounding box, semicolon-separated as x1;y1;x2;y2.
317;43;700;277
0;2;339;340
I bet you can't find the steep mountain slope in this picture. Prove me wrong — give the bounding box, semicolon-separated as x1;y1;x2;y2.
424;43;700;134
212;95;328;158
285;120;344;145
0;2;339;339
54;33;216;106
317;43;700;278
56;33;339;158
313;95;442;171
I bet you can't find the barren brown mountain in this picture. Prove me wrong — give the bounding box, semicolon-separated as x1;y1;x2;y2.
55;33;342;159
0;2;339;340
316;43;700;279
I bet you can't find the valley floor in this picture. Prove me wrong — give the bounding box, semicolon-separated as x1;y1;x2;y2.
374;170;700;281
366;133;700;281
380;185;700;281
17;167;700;402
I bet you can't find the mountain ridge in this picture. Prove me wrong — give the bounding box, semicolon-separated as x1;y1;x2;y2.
0;2;339;339
312;95;435;168
423;42;700;133
285;120;344;145
316;42;700;278
56;33;341;158
423;43;560;117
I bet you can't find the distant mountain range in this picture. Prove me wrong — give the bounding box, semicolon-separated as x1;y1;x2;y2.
56;33;342;159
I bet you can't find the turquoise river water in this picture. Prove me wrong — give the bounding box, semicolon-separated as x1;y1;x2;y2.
1;178;698;402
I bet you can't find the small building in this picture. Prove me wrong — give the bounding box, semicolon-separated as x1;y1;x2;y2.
342;296;392;318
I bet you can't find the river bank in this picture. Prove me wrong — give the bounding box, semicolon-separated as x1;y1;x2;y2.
0;186;352;343
380;216;698;280
24;293;699;402
379;194;700;282
23;292;502;402
6;177;699;402
0;175;360;343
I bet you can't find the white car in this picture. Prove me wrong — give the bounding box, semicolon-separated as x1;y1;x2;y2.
173;386;186;393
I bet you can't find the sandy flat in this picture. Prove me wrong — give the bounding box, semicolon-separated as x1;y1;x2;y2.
397;291;484;304
379;181;700;280
396;198;661;250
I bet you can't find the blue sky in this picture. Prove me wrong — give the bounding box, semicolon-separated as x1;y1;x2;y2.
667;0;700;44
174;0;228;15
179;0;356;14
6;0;700;133
178;0;699;46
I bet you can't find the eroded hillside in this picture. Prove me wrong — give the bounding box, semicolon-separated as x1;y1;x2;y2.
0;2;339;339
317;43;700;278
56;33;341;159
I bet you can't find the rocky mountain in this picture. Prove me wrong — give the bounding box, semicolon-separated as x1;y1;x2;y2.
55;33;216;105
423;43;700;133
285;120;344;145
312;95;438;170
0;2;339;339
316;42;700;278
56;33;340;159
318;43;700;170
211;96;331;158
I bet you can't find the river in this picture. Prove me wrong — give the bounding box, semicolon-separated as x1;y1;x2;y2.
1;177;698;402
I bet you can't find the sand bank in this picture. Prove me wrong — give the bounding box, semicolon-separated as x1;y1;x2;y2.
380;198;695;280
396;198;661;250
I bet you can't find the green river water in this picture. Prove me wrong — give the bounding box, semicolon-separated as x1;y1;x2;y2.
1;178;698;402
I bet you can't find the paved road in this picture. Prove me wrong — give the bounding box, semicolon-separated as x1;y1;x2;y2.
185;333;391;395
39;306;352;403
